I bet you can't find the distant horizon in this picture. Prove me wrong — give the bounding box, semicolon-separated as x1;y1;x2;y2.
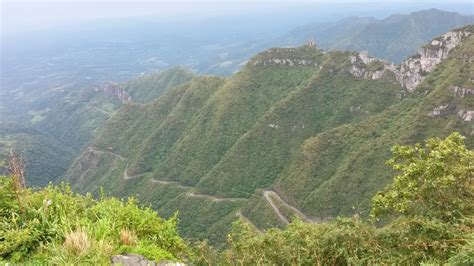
2;1;473;36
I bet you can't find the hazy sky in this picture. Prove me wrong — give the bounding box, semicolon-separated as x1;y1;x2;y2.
2;0;473;35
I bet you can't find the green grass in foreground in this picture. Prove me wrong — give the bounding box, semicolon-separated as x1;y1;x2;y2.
0;179;188;263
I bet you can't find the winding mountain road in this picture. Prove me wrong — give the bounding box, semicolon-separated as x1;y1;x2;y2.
186;192;246;202
150;178;192;189
85;147;311;225
87;146;126;161
263;190;313;224
263;191;289;224
123;165;148;180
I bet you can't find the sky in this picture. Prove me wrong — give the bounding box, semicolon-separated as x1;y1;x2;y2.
1;0;473;35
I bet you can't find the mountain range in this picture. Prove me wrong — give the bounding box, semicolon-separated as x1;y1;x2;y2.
279;9;474;63
64;25;474;244
1;68;194;186
1;8;473;244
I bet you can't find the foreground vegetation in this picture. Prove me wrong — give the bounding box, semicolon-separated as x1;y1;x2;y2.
1;133;472;264
0;171;188;263
221;133;474;264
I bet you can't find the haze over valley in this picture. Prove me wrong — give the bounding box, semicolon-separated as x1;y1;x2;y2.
1;1;473;264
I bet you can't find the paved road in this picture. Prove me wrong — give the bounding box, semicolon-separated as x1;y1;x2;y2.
263;190;313;224
150;178;192;189
123;164;148;180
87;146;126;161
186;192;245;202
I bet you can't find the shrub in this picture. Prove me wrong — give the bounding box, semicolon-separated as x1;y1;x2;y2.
223;133;474;265
371;132;473;223
0;175;189;263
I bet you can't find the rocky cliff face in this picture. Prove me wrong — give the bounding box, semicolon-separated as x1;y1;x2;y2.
450;86;474;98
250;46;324;67
348;26;473;92
253;58;320;67
253;27;472;93
93;82;132;103
348;51;387;80
428;103;451;117
428;106;472;123
457;110;473;122
391;28;471;91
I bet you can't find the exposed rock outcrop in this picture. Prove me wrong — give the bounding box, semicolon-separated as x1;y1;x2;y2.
450;86;474;98
460;54;474;64
427;105;473;122
268;123;279;128
252;27;472;94
251;47;323;67
93;82;132;103
253;58;319;67
349;52;387;80
348;27;472;92
457;110;474;122
111;254;186;266
390;29;471;91
428;104;450;117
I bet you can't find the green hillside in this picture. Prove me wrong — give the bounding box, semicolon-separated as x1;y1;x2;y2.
282;9;474;62
120;67;195;103
0;121;75;186
36;67;194;150
66;26;474;244
0;68;192;186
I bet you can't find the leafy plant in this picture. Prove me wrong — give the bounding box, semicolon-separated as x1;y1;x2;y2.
0;174;189;263
371;132;474;222
223;133;474;265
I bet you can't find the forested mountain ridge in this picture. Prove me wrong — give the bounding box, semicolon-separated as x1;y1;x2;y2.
280;9;474;63
2;5;473;264
65;25;473;244
0;120;75;186
0;68;193;186
34;67;194;150
2;10;470;184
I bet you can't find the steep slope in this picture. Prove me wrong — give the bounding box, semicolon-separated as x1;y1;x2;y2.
0;121;74;186
0;68;192;186
245;25;474;227
193;50;402;198
120;67;195;103
36;67;194;151
281;9;473;63
67;26;473;244
67;76;225;192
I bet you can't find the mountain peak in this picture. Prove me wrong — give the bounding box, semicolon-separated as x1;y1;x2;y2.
411;8;456;16
347;25;473;91
249;45;324;67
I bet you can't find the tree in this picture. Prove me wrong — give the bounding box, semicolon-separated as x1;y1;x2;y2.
371;132;473;223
